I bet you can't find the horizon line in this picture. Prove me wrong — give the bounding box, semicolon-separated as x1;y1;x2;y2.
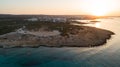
0;13;119;17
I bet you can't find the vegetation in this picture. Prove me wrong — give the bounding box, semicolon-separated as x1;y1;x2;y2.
0;19;84;37
0;15;97;35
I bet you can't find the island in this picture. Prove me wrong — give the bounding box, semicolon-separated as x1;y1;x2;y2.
0;21;114;48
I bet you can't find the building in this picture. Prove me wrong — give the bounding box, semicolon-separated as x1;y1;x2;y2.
27;18;38;21
39;17;67;22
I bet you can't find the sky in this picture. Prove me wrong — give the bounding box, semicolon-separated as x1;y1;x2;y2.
0;0;120;16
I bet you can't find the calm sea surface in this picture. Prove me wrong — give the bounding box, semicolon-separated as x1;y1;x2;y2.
0;17;120;67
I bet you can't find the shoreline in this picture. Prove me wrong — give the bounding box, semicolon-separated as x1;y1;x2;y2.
0;26;114;48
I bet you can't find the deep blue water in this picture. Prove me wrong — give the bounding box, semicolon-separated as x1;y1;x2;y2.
0;17;120;67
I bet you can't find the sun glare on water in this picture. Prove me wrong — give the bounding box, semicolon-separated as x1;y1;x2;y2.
82;0;118;16
95;23;101;28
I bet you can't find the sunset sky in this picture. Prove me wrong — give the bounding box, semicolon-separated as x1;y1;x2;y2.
0;0;120;16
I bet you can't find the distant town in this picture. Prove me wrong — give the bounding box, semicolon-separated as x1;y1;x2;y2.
0;14;98;22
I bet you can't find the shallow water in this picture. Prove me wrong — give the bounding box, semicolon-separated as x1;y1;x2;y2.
0;17;120;67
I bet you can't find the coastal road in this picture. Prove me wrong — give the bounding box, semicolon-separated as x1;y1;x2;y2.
0;17;120;67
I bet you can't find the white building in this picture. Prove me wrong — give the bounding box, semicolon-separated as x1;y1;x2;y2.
27;18;38;21
17;26;27;34
39;17;67;22
52;18;67;22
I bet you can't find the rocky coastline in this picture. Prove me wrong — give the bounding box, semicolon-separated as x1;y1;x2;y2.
0;26;114;48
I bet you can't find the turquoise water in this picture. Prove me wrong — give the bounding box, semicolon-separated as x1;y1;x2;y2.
0;17;120;67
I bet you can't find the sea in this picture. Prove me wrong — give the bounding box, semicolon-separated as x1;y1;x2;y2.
0;17;120;67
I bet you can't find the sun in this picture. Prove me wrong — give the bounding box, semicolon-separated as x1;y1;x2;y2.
90;6;109;16
82;0;117;16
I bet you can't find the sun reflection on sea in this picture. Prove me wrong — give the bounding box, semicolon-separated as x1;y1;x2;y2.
72;19;102;28
94;22;101;28
86;22;101;28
